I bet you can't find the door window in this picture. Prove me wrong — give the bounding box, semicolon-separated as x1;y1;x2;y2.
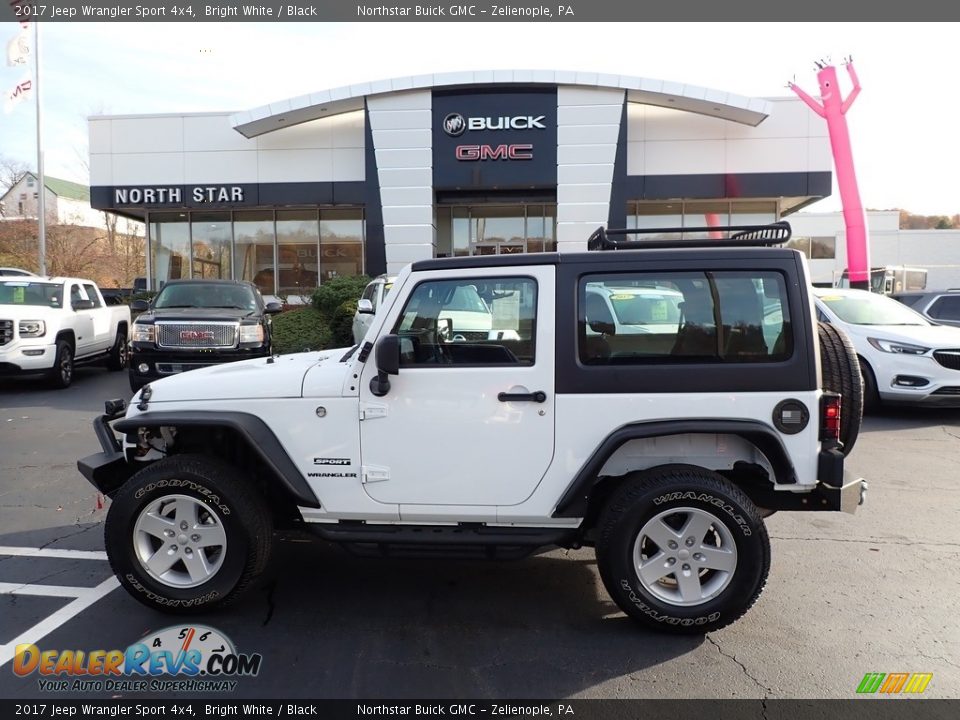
393;277;537;366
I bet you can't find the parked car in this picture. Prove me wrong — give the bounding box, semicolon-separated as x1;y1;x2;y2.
892;289;960;328
81;221;867;634
814;287;960;408
0;267;38;277
128;279;282;392
0;276;130;387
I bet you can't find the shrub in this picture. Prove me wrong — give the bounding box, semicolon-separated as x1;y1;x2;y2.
312;275;370;318
329;299;358;348
271;306;331;355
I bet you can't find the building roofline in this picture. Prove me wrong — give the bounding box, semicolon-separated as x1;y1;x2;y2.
229;69;774;139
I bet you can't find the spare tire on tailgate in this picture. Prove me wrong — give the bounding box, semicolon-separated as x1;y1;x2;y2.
818;321;863;456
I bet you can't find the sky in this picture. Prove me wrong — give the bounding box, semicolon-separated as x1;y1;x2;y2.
1;21;958;215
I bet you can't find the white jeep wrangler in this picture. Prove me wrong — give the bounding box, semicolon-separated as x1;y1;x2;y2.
79;222;866;633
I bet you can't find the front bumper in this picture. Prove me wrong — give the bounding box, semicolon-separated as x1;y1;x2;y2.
129;344;271;383
77;412;134;496
0;341;56;374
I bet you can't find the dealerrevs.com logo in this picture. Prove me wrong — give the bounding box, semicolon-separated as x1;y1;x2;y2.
13;625;262;693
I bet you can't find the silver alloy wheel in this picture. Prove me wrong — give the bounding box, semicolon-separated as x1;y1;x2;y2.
632;506;738;607
133;493;227;588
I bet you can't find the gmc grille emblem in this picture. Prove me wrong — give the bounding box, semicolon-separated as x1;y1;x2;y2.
180;330;215;341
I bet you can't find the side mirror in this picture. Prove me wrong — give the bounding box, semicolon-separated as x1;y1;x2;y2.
588;320;616;336
357;298;374;314
131;299;149;312
370;334;400;397
72;299;95;311
264;301;283;314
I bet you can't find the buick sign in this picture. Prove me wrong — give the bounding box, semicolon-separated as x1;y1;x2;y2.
443;113;547;136
443;113;466;137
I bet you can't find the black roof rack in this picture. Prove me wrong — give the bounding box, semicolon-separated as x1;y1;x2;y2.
587;221;792;251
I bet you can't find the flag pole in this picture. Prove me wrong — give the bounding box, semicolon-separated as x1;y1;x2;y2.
34;20;46;276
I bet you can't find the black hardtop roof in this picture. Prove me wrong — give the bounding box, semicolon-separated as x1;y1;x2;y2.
411;246;802;273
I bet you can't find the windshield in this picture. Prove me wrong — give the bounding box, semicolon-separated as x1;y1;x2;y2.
153;283;258;310
608;291;682;325
819;293;929;326
0;281;63;308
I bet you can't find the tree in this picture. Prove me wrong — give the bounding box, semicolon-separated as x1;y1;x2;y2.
0;156;31;196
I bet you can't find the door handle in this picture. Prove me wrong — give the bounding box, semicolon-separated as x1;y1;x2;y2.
498;391;547;403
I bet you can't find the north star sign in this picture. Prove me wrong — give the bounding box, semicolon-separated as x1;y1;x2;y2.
113;186;245;205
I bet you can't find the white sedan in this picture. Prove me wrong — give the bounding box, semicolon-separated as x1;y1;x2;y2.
813;287;960;408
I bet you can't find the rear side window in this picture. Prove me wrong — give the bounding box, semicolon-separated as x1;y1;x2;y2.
928;295;960;321
579;271;791;365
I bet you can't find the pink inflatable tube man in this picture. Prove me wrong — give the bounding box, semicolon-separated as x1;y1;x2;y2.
789;59;869;288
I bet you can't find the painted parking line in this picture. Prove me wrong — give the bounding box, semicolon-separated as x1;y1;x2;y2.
0;546;119;669
0;546;107;561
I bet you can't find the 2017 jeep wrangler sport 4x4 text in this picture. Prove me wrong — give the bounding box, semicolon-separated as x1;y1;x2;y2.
79;222;867;634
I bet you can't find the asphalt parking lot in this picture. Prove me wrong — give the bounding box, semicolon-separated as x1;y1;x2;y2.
0;366;958;700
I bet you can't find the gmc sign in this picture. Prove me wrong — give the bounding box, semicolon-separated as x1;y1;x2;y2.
455;144;534;161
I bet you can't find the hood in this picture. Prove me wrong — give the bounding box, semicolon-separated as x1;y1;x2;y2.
137;352;326;402
842;322;960;349
137;307;259;322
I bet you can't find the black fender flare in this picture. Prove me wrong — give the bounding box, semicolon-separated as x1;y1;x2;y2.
551;419;797;518
114;411;320;508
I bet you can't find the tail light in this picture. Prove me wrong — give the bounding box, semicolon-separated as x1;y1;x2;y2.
820;392;842;442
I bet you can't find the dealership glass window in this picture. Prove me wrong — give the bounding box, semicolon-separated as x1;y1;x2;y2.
149;212;190;288
472;206;526;254
579;271;791;365
787;236;837;260
319;208;363;281
277;210;319;297
627;200;778;237
234;210;276;295
526;205;557;252
190;212;231;280
393;277;537;366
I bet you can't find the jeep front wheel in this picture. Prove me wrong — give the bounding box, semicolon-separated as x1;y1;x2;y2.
596;466;770;634
104;454;272;613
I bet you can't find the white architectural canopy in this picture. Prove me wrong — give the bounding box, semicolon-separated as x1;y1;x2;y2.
230;69;773;139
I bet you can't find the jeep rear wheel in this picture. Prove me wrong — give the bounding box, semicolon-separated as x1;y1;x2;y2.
104;454;272;613
596;466;770;634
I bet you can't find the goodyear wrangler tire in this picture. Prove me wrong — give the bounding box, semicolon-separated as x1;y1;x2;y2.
596;466;770;634
104;454;272;613
818;321;864;453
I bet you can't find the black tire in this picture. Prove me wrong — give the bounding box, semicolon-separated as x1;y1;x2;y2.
859;358;881;413
47;340;74;389
818;321;863;455
104;454;273;613
106;328;128;371
596;465;770;634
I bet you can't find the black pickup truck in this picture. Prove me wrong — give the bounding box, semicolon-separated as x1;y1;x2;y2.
128;279;281;392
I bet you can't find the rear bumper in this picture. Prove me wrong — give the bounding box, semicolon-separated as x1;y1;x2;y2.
749;446;866;514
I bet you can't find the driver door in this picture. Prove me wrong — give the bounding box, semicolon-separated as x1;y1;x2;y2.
358;267;555;510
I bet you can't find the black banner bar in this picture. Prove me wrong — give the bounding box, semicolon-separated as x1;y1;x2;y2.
2;1;960;23
0;700;958;720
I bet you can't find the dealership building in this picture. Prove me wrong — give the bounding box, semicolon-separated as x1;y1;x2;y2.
88;70;833;294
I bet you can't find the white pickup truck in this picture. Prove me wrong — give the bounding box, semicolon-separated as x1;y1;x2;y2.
0;276;131;388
